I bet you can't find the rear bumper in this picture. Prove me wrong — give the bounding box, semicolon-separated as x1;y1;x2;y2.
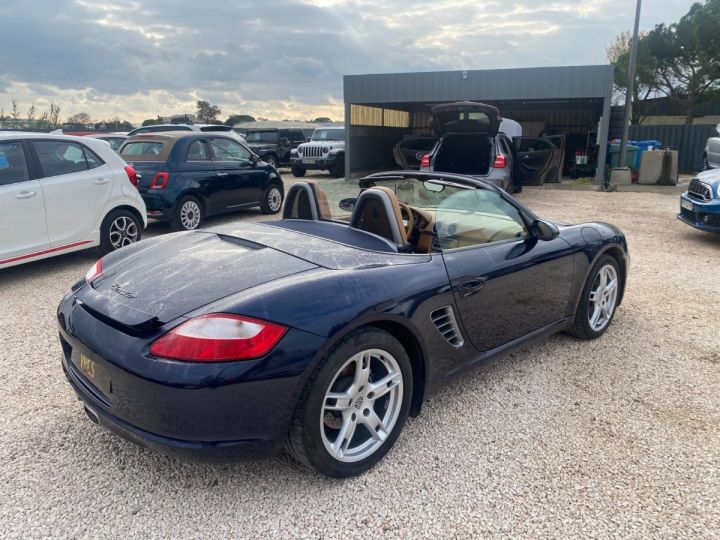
678;194;720;233
57;292;325;461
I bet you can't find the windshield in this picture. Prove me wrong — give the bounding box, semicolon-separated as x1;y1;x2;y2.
312;129;344;142
245;131;278;143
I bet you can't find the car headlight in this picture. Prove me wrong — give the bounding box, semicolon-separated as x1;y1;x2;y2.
323;147;329;153
717;184;720;197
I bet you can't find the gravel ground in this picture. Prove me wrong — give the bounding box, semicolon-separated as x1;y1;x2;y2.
0;174;718;538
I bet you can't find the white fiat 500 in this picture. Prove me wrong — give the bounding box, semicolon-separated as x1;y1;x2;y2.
0;132;147;269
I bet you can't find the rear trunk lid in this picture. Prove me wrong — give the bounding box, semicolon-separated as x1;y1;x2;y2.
431;102;501;136
119;135;175;192
77;232;318;328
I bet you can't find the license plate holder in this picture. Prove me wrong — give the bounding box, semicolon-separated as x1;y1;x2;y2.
681;199;693;211
303;158;316;164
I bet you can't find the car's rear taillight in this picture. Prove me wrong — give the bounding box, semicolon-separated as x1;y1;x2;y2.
493;154;507;168
148;314;288;362
150;172;170;189
420;154;430;168
85;259;102;283
124;165;139;188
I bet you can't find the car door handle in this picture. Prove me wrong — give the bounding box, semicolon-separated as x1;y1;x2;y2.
15;190;37;200
458;278;486;297
93;178;110;185
217;172;229;177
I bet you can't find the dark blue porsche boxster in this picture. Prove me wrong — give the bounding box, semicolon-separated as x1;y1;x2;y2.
58;171;628;477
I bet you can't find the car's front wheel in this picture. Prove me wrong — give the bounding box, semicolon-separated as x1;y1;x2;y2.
286;328;412;477
171;196;203;231
265;154;279;169
330;160;345;178
99;209;142;255
291;165;306;177
568;254;621;339
260;184;283;214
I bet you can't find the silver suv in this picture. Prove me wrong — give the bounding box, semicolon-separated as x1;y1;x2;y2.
291;127;345;178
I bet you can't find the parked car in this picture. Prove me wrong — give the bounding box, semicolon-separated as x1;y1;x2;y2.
243;128;307;169
393;136;439;170
419;102;563;193
118;132;284;231
127;124;245;143
678;169;720;233
703;124;720;170
58;170;628;477
85;133;128;152
291;127;345;177
0;132;146;269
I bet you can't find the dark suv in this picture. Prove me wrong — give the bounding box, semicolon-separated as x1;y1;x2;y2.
243;128;307;169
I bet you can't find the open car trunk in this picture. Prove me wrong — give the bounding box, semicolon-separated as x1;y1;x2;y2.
433;134;492;176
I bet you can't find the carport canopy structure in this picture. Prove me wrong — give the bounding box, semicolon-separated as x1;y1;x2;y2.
343;65;614;184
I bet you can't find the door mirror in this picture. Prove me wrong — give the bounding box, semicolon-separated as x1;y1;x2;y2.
531;219;559;241
339;198;356;212
249;154;258;165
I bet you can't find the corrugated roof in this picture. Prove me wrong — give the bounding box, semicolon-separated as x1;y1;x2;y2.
344;65;614;104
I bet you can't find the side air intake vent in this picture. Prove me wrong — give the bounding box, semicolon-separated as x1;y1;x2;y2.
431;306;464;348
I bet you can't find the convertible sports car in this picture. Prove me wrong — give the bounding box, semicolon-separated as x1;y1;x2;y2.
57;171;628;477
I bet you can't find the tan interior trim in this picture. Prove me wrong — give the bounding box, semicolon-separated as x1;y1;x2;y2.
372;186;407;243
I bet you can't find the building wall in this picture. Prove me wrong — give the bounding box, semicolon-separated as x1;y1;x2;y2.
629;124;716;172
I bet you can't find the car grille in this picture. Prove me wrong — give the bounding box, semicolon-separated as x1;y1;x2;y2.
688;179;712;202
680;207;695;221
301;145;324;158
431;306;464;348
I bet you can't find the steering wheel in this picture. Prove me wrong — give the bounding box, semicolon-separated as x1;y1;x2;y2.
398;202;415;238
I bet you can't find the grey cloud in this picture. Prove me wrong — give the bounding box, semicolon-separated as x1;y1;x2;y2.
0;0;697;120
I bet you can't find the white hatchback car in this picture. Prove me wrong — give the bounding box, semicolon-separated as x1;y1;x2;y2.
0;132;147;269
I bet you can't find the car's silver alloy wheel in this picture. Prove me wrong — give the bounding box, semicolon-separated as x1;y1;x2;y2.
320;348;403;463
108;216;138;249
267;187;283;212
267;156;278;168
180;201;201;230
588;264;619;332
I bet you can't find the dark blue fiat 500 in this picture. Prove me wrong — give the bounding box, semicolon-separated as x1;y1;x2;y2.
119;132;284;230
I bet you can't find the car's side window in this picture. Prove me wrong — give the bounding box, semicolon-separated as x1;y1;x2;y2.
290;130;304;143
32;141;97;178
186;140;211;161
209;138;251;162
82;146;104;170
0;141;30;186
435;189;527;249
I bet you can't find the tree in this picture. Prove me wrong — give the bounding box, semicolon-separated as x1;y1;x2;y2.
48;103;62;128
644;0;720;124
10;98;21;127
196;100;221;123
313;117;331;123
142;116;163;126
225;114;255;126
607;31;657;122
67;112;92;125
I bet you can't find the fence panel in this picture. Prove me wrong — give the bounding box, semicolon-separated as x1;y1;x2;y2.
629;124;716;172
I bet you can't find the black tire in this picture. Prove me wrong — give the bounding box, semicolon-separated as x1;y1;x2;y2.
703;155;710;171
285;328;413;478
170;196;203;231
330;159;345;178
568;254;621;340
291;165;306;177
265;154;278;169
260;183;284;214
99;209;142;255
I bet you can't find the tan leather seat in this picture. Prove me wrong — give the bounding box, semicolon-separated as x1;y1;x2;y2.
282;181;332;221
350;187;408;248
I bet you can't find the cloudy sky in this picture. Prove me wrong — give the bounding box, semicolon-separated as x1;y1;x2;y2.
0;0;695;124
